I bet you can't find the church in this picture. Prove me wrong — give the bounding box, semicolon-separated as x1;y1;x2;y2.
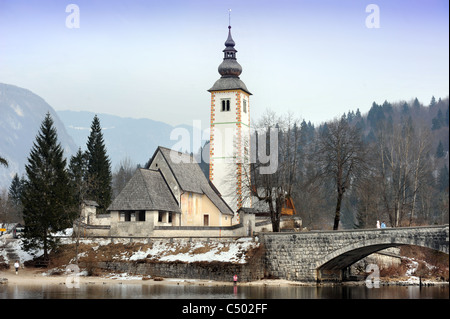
86;23;256;237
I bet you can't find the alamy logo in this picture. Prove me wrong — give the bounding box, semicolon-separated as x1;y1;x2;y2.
65;264;81;288
66;4;80;29
365;264;380;288
365;4;380;29
169;120;279;174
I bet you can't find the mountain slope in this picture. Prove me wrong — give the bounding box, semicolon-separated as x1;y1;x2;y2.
0;83;77;189
56;110;189;170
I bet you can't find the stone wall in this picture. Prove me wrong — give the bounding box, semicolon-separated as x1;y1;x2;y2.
75;210;263;238
75;236;265;283
94;259;265;282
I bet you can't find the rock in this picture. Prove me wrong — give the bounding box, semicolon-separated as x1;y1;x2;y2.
0;278;8;284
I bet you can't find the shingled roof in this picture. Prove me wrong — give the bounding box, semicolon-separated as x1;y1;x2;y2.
149;147;235;216
208;77;252;95
107;168;181;213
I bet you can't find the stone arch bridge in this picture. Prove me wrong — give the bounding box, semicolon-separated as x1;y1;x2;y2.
260;225;449;282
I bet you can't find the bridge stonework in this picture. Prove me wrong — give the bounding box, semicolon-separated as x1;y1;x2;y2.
260;225;449;283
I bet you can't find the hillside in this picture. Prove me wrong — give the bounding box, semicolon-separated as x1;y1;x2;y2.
56;110;198;171
0;83;201;191
299;96;449;229
0;83;77;189
356;97;449;159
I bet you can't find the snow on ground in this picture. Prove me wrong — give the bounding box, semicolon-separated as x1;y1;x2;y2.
401;256;438;284
405;258;421;284
103;272;144;281
2;229;260;265
124;238;258;264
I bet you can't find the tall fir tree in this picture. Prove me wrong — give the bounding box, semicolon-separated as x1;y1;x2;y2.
7;174;25;223
21;113;77;260
85;115;112;213
9;174;25;206
436;141;445;158
68;147;89;205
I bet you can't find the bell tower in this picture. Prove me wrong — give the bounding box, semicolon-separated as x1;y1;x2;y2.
208;24;252;216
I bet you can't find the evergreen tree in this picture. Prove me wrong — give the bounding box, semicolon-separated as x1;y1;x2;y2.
9;174;25;207
436;141;445;158
401;102;409;115
413;97;421;110
367;102;385;129
21;113;76;260
68;148;89;205
382;100;393;113
85;115;112;213
432;109;444;130
446;107;449;126
437;165;449;192
430;96;436;108
7;174;25;222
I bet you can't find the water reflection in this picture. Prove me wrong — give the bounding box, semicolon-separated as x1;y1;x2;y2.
0;283;448;299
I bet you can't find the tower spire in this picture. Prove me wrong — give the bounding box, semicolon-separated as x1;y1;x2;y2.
208;21;251;95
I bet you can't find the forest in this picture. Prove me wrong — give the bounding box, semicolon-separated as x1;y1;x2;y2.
246;96;449;230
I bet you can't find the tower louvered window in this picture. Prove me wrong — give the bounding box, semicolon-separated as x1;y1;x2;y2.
221;99;230;112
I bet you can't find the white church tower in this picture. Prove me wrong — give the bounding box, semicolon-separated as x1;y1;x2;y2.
208;24;252;216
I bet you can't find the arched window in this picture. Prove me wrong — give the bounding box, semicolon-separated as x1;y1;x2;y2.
221;99;231;112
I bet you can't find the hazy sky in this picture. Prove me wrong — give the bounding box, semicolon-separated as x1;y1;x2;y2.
1;0;448;128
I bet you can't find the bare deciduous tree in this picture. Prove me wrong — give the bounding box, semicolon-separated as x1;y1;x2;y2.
314;116;368;230
374;119;433;227
237;110;301;232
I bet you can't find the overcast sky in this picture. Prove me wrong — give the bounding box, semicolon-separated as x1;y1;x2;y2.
1;0;448;128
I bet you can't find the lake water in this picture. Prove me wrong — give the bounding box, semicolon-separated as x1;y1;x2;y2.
0;282;448;299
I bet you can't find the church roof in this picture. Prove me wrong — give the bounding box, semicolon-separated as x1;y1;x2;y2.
149;146;235;216
107;168;181;213
208;77;251;95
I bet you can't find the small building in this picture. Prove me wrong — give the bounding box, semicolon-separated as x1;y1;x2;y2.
107;146;235;237
80;200;99;224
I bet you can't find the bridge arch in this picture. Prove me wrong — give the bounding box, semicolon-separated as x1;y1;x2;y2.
261;225;448;283
315;233;449;282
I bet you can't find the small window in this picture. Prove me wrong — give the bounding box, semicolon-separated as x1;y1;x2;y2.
221;99;231;112
168;212;172;223
243;100;247;113
158;211;163;222
137;211;145;221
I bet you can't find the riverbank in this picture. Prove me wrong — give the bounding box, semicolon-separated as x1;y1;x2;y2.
2;234;448;288
0;266;310;287
1;266;447;289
